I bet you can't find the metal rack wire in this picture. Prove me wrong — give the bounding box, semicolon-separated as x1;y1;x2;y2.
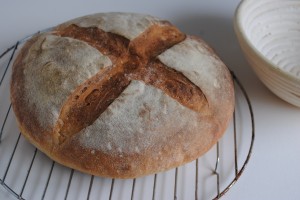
0;30;255;200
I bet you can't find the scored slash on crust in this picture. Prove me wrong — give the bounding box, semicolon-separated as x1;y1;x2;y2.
53;23;209;144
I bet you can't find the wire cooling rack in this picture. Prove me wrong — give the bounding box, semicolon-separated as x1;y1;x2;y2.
0;30;255;200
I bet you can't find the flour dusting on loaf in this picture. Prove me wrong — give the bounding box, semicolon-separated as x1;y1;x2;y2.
11;12;234;178
78;80;207;154
22;34;112;129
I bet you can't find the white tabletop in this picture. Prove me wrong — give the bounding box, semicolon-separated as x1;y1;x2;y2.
1;0;300;199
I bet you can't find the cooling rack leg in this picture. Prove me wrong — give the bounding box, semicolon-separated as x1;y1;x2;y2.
109;178;115;200
195;159;199;200
130;178;136;200
86;175;94;200
174;168;178;200
152;174;157;200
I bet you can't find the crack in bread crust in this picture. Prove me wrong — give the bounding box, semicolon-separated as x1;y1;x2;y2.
54;23;208;143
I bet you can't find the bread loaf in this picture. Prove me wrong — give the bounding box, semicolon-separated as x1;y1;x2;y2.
10;12;234;178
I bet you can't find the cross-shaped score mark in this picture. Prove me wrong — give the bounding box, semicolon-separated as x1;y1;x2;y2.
53;23;208;144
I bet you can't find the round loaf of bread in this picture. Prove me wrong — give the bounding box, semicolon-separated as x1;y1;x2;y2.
10;12;234;178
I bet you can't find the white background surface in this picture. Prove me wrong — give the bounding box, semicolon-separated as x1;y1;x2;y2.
0;0;300;199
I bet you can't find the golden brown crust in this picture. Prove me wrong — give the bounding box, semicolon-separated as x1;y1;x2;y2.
10;12;234;178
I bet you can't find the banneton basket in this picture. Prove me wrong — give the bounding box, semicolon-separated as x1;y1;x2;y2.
234;0;300;107
0;29;254;200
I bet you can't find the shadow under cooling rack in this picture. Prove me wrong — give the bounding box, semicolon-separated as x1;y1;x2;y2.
0;31;254;200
